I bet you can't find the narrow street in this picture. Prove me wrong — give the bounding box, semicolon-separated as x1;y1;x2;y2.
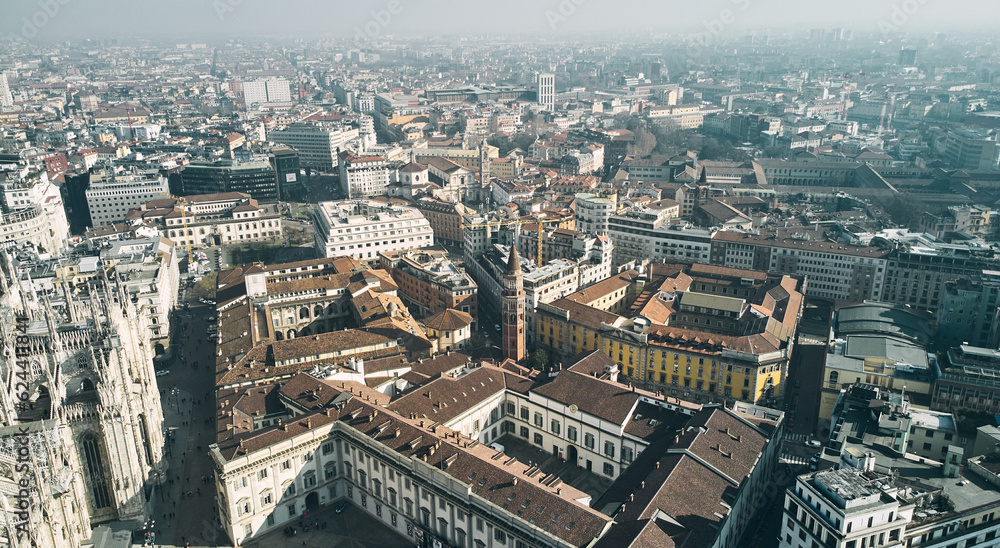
153;285;229;547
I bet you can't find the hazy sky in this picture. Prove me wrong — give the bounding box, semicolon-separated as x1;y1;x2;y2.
3;0;999;41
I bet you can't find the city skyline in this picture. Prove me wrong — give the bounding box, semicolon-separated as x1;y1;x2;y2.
4;0;1000;41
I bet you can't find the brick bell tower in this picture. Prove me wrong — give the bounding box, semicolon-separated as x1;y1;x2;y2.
501;244;526;362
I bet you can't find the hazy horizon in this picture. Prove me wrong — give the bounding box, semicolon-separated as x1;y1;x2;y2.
2;0;999;43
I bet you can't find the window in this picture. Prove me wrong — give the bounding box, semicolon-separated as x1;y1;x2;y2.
534;413;543;427
325;463;337;480
258;468;268;480
287;503;296;517
238;499;251;516
520;407;529;420
520;426;529;438
494;529;507;544
604;441;615;458
322;442;334;455
285;482;296;496
534;433;543;446
585;433;595;449
622;447;633;463
603;463;614;476
567;426;577;442
234;476;247;490
304;473;316;488
551;420;560;435
261;491;272;505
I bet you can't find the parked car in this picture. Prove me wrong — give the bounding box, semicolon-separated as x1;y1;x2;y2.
155;370;170;377
335;500;348;513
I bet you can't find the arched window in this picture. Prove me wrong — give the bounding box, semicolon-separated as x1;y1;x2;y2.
299;307;309;320
79;433;112;509
829;371;839;386
81;378;95;392
274;331;284;341
314;305;324;317
287;329;296;339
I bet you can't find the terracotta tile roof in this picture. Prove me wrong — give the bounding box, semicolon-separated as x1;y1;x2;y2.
565;270;638;305
687;263;767;281
592;519;675;548
215;383;284;442
271;330;396;363
409;352;474;378
622;402;689;442
358;354;411;376
675;407;768;483
645;325;782;356
594;405;778;548
388;366;506;423
278;373;390;411
425;156;466;173
265;272;354;295
532;370;640;425
424;308;473;331
544;298;624;331
565;350;618;378
400;162;428;173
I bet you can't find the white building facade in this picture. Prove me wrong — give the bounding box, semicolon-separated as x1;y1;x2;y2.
314;200;434;261
85;173;170;227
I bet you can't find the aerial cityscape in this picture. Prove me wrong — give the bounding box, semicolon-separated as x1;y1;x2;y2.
4;1;1000;547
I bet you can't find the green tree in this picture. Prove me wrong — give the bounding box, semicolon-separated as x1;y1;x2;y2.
193;272;218;300
630;127;657;158
527;348;550;371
